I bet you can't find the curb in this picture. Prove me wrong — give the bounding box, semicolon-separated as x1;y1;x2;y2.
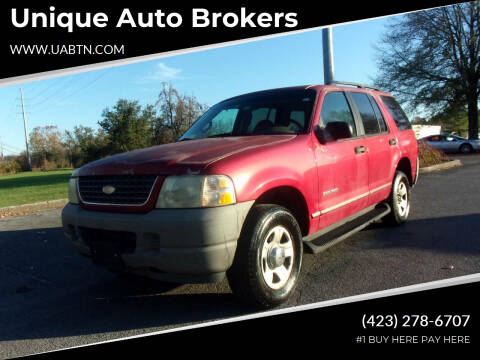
0;198;68;216
419;159;463;174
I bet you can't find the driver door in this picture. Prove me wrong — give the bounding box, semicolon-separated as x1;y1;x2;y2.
313;91;370;230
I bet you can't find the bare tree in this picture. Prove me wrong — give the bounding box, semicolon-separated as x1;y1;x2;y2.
153;82;208;143
374;1;480;139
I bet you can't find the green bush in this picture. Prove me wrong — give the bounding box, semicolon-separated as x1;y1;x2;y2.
0;160;22;175
418;142;450;167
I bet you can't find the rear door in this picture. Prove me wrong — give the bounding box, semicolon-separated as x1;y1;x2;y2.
348;91;397;205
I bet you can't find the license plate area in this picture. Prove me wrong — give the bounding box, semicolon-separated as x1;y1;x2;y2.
79;227;136;271
90;241;124;271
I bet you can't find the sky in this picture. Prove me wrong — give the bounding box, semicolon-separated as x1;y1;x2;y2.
0;15;393;156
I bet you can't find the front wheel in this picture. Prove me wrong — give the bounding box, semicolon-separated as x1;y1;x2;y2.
383;171;411;226
227;205;303;309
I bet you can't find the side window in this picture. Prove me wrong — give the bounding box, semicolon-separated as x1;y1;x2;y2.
429;135;444;142
320;92;357;137
350;92;379;135
368;95;388;132
380;96;412;130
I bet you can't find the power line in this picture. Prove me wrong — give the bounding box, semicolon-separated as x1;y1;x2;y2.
33;69;111;114
1;143;24;157
3;97;18;122
2;144;25;157
21;80;52;100
57;69;111;103
1;142;23;151
23;76;73;104
27;76;77;108
0;69;112;156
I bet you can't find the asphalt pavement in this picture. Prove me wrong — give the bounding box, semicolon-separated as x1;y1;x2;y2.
1;154;479;357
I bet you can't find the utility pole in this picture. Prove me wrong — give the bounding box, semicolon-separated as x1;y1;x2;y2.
0;137;3;161
322;27;335;84
20;88;32;170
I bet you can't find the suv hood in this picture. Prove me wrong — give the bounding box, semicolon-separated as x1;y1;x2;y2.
75;135;295;176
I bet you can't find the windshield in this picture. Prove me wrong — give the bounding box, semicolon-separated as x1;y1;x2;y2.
179;89;317;141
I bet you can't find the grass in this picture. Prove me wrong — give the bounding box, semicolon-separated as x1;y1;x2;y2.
0;169;73;208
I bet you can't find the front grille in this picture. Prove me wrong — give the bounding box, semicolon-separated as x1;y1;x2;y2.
78;175;157;205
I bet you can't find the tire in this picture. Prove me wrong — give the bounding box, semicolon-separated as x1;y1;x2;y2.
227;204;303;309
459;143;473;154
383;171;411;226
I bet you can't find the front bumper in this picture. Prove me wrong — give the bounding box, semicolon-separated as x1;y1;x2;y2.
61;201;254;283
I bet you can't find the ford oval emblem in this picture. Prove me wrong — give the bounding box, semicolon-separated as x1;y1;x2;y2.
102;185;116;195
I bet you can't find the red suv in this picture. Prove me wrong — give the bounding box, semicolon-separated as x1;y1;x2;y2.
63;82;419;308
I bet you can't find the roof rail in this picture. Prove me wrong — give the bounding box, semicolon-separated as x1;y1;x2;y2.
327;80;381;92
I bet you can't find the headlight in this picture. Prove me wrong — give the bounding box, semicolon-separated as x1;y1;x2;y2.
68;178;79;204
156;175;236;208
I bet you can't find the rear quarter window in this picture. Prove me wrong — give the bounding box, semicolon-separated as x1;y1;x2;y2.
380;96;412;131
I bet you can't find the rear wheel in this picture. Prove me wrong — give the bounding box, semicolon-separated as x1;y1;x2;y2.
383;171;410;226
459;143;473;154
227;205;303;309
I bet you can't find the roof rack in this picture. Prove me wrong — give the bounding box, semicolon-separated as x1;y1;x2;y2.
327;80;381;92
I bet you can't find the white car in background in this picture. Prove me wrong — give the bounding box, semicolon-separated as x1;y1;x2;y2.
420;134;480;153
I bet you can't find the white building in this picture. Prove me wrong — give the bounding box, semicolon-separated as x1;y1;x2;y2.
412;125;442;139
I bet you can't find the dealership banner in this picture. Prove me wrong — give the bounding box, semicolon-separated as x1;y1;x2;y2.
35;277;479;357
0;0;461;81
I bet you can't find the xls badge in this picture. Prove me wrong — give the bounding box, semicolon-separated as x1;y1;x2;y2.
323;188;338;196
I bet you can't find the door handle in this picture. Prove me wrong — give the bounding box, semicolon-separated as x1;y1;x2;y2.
389;138;397;146
355;146;366;154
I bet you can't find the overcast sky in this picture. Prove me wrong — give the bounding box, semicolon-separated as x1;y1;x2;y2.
0;15;391;156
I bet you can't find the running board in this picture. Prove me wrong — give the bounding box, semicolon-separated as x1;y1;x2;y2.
303;203;391;254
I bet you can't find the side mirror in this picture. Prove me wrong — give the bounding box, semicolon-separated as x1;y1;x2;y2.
314;125;333;145
325;121;353;140
314;122;352;144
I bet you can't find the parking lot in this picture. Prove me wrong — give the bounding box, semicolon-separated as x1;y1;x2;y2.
1;154;479;357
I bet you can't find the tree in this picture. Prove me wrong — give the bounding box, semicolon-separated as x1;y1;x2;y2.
29;125;68;169
64;126;109;167
374;1;480;139
152;82;208;144
430;107;469;136
98;99;155;154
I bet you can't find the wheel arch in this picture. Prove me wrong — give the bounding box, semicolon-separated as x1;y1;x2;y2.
253;186;310;237
396;157;413;185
